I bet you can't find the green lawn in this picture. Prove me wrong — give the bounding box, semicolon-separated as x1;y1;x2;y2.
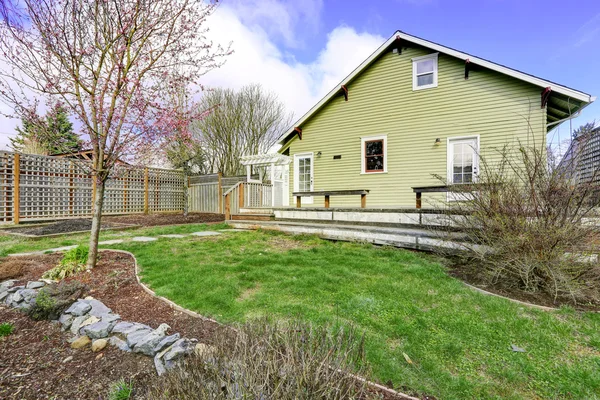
2;225;600;399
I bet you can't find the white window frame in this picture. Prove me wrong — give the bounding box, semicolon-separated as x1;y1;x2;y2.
447;135;480;201
361;135;387;174
412;53;439;91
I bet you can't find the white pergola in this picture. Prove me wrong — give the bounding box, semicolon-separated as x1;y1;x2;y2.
240;153;291;207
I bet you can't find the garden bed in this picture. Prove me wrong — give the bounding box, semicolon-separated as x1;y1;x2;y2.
447;259;600;312
1;219;137;238
103;212;224;227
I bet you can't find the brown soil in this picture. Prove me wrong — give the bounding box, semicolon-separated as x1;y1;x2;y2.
4;219;125;236
0;252;417;400
103;212;224;227
447;259;600;312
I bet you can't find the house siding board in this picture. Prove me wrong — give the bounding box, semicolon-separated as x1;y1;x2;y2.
288;47;546;207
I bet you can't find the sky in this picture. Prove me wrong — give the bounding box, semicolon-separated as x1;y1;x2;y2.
0;0;599;152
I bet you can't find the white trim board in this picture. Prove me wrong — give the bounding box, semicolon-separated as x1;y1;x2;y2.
278;31;594;145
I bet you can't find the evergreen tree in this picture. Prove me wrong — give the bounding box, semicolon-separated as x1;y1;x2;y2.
10;104;81;154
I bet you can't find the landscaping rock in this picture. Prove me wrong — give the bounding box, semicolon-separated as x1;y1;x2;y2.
112;321;152;336
82;319;118;339
7;285;24;293
92;339;108;352
126;328;154;348
85;299;112;318
101;313;121;324
133;323;170;356
19;288;37;303
71;335;91;349
511;344;526;353
62;356;73;363
0;280;16;293
154;354;167;376
65;300;92;316
153;333;180;353
0;291;9;302
70;315;89;335
108;336;132;352
26;281;45;289
163;338;195;362
58;313;74;330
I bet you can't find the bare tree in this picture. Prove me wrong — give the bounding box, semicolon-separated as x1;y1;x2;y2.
0;0;229;267
191;84;293;176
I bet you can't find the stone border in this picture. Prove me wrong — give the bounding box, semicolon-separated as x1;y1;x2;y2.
462;282;560;311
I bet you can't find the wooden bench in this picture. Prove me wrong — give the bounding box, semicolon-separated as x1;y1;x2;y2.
292;190;370;208
412;185;449;209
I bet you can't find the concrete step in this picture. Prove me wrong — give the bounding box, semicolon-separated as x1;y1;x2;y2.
239;207;274;214
231;214;275;221
227;219;472;253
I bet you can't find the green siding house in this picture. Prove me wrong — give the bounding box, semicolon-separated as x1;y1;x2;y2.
277;31;595;208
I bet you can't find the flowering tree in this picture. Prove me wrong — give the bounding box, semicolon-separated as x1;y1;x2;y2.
0;0;229;267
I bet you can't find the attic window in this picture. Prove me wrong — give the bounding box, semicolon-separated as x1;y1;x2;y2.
413;53;438;90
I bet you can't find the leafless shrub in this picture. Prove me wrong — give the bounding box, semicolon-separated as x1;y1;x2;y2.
436;140;600;304
147;319;373;400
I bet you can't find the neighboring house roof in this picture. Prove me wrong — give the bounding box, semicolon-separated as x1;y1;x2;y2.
279;30;596;146
560;126;600;184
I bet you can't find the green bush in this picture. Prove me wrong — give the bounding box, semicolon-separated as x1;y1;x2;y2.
108;378;134;400
0;322;14;337
42;245;89;280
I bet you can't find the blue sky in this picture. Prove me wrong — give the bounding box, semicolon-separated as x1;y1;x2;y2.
0;0;598;151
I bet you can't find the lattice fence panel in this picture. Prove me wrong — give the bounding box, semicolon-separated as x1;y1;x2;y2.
0;152;14;223
148;168;185;213
104;166;146;215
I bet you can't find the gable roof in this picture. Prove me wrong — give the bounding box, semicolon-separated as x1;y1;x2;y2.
279;30;596;145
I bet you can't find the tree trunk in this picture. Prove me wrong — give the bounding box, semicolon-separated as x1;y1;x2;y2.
183;168;190;217
87;178;105;269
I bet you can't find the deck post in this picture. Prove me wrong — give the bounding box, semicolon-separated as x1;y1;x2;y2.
296;195;301;208
416;192;422;209
324;195;330;208
225;192;231;220
270;162;276;207
13;153;20;224
143;167;149;214
239;182;245;209
360;193;366;208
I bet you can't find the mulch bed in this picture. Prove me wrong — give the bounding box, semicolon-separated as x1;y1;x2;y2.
103;212;224;227
0;252;415;400
447;259;600;312
3;219;125;236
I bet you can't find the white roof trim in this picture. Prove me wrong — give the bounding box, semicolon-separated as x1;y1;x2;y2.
279;31;594;144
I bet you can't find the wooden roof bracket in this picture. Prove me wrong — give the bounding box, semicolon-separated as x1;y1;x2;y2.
465;59;471;80
541;87;552;109
294;127;303;140
392;35;402;54
341;85;348;101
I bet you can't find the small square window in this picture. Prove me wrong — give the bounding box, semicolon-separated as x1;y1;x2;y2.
413;53;438;91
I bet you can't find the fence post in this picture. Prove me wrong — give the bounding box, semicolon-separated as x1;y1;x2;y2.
143;167;149;214
13;153;20;224
225;192;231;220
217;172;223;214
239;182;245;210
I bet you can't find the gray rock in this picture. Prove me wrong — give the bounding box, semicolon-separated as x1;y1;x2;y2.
163;338;195;362
510;344;526;353
82;319;118;339
0;291;9;302
14;301;33;312
85;299;112;318
59;313;74;330
7;285;24;293
132;324;170;356
26;281;45;289
70;315;90;335
19;288;37;304
0;279;16;289
11;290;24;303
108;336;132;352
65;301;92;316
154;354;167;376
101;313;120;324
126;328;154;348
112;322;152;336
153;333;180;354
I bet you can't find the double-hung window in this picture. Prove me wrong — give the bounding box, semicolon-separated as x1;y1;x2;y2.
412;53;438;90
361;135;387;174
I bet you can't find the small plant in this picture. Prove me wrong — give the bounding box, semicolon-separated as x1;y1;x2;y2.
0;322;14;337
108;378;134;400
27;281;87;320
42;245;89;281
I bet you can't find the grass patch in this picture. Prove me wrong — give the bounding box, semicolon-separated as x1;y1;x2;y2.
4;226;600;399
108;378;133;400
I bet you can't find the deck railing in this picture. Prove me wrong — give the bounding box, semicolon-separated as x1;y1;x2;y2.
222;181;274;219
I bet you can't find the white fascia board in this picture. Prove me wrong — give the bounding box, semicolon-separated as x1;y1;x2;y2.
279;31;594;145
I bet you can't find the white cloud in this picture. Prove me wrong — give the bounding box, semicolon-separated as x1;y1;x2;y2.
203;4;384;124
0;1;385;150
574;13;600;47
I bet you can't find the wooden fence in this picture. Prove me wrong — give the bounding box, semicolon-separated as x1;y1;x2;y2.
0;150;185;224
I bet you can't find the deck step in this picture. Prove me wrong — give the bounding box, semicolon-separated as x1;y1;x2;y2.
227;219;471;253
231;214;275;221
